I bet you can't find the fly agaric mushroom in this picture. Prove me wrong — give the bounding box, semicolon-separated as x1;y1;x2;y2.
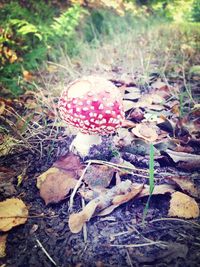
58;76;124;157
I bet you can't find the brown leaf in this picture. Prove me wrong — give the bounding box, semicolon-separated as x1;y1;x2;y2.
68;199;98;233
166;176;199;198
129;108;144;122
53;153;83;174
37;167;59;189
168;191;199;219
39;169;77;205
121;119;136;128
84;165;114;190
112;184;143;205
0;234;7;258
166;149;200;170
69;180;133;233
132;123;158;142
138;184;175;197
0;198;28;232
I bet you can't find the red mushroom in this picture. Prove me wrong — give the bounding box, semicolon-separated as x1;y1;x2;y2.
58;76;124;157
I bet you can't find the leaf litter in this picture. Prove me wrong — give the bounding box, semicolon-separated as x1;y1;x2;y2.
0;75;200;266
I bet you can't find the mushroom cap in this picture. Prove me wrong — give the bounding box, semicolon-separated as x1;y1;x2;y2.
59;76;124;135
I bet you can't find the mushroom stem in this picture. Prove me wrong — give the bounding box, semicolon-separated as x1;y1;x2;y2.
70;132;102;157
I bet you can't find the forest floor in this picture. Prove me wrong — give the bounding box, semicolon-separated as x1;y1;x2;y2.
0;21;200;267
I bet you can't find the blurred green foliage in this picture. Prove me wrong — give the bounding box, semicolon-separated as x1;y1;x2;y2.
191;0;200;22
0;0;199;95
0;1;83;95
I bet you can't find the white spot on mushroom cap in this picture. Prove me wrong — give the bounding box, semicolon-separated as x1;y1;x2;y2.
99;104;104;110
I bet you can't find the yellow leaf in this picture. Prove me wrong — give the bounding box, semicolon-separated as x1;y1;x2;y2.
0;101;5;115
68;199;98;233
0;234;7;258
37;167;59;188
23;70;33;82
0;198;28;232
168;192;199;219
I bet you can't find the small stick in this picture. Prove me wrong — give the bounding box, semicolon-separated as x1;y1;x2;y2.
148;217;200;228
106;241;166;248
36;239;57;266
126;249;134;267
82;197;88;243
86;159;149;173
69;161;91;211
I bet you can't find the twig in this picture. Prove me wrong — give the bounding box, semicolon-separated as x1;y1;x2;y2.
105;241;166;248
126;249;134;267
81;197;88;243
148;217;200;228
68;161;91;211
86;159;149;173
36;239;57;266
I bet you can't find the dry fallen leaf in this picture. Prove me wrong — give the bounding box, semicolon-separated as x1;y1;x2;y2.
121;119;136;128
132;123;158;142
39;169;78;205
69;180;132;233
98;184;144;216
69;199;98;233
139;184;175;197
53;153;82;173
84;165;114;189
0;234;7;258
168;191;199;219
166;149;200;170
129;108;144;122
166;176;199;198
37;167;59;189
0;198;28;232
112;184;143;205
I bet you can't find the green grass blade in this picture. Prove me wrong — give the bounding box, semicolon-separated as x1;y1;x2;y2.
142;143;155;225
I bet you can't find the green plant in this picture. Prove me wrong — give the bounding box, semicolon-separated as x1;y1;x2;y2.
191;0;200;22
142;143;155;225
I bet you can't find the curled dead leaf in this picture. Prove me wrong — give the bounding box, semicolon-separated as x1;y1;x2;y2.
168;191;199;219
112;184;143;205
166;176;199;198
138;184;175;197
0;198;28;232
132;123;158;142
166;149;200;170
69;199;98;233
